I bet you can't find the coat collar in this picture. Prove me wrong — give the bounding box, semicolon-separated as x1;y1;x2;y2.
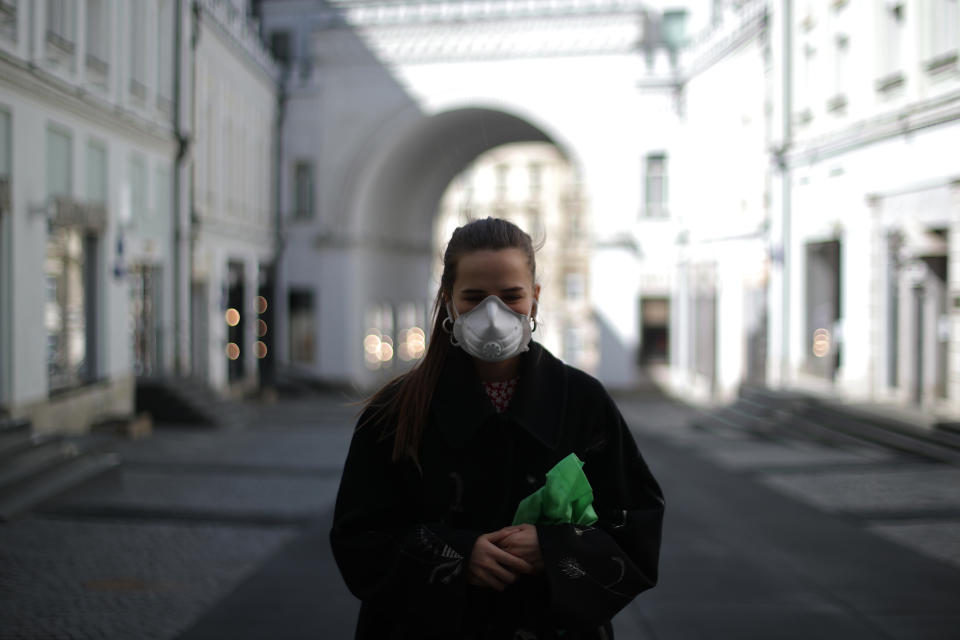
431;341;568;450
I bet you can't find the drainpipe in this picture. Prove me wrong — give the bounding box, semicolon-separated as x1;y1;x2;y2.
173;0;186;376
779;0;793;387
270;79;286;388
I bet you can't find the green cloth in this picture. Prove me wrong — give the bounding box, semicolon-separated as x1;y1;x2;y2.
512;453;598;526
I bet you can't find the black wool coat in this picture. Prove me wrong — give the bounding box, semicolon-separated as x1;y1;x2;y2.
330;342;664;639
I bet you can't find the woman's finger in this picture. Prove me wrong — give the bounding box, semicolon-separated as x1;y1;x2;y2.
489;545;534;575
486;527;522;545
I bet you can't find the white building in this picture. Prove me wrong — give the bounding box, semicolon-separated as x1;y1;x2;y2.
666;0;770;402
256;0;687;390
0;0;187;431
190;0;279;393
665;0;960;420
0;0;280;431
767;0;960;418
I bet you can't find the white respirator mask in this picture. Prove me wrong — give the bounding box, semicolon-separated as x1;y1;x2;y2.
445;295;536;362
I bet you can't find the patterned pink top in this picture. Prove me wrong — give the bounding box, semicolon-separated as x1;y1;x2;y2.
482;377;520;414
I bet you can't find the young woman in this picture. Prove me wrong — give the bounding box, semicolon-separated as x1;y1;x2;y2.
330;217;664;639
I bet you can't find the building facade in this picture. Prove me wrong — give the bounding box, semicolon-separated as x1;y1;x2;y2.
191;0;279;393
0;0;187;431
256;0;686;390
665;0;960;420
666;0;770;402
0;0;279;431
767;0;960;418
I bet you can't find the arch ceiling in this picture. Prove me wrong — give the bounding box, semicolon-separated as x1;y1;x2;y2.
357;107;559;246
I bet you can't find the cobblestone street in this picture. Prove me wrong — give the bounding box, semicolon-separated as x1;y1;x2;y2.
1;389;959;639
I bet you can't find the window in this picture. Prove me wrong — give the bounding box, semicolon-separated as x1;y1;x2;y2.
929;0;959;64
565;272;585;302
293;161;314;218
797;41;816;121
157;0;175;107
129;154;146;226
129;0;147;96
156;164;171;223
1;0;18;42
85;0;108;74
643;152;667;218
46;126;72;199
563;325;583;364
829;34;849;111
270;30;292;66
879;2;905;80
46;0;75;49
495;163;509;201
0;107;10;186
528;162;542;200
86;141;107;205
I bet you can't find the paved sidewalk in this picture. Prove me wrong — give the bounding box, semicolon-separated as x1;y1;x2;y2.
1;390;959;639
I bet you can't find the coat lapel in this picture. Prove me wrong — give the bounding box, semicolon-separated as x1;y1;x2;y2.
506;342;567;450
432;341;568;451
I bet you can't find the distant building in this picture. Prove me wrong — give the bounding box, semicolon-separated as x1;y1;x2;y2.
768;0;960;418
665;0;770;403
0;0;184;431
434;142;598;373
0;0;280;432
664;0;960;420
255;0;684;390
190;0;279;393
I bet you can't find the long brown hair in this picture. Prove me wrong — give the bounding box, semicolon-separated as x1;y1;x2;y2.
361;217;537;463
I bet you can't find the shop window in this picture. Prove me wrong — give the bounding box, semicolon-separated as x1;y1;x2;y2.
46;226;97;390
289;289;315;365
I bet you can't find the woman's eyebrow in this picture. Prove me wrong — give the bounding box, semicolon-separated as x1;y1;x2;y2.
460;286;525;294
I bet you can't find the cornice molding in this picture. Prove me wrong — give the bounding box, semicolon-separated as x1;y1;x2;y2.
198;0;279;86
788;88;960;166
0;53;176;151
681;3;767;81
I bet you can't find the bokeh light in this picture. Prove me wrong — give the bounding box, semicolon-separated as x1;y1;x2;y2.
257;319;268;337
255;296;268;314
812;328;830;358
225;342;240;360
225;308;240;327
398;326;426;361
255;341;268;359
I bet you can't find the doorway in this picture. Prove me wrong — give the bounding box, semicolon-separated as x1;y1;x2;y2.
129;264;162;377
805;239;842;380
639;297;670;365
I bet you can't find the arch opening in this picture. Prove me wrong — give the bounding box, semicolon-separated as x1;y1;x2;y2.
353;107;594;379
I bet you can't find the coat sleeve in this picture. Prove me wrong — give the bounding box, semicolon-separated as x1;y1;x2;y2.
329;408;481;631
535;387;664;629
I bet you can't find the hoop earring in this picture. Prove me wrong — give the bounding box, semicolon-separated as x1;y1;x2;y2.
530;317;538;333
442;316;454;334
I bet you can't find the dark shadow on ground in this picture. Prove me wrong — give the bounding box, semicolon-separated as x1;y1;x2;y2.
177;509;358;640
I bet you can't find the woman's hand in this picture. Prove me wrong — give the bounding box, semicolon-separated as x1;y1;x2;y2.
467;527;535;591
496;524;544;573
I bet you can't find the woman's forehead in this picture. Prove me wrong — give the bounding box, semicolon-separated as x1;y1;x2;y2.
454;249;533;288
